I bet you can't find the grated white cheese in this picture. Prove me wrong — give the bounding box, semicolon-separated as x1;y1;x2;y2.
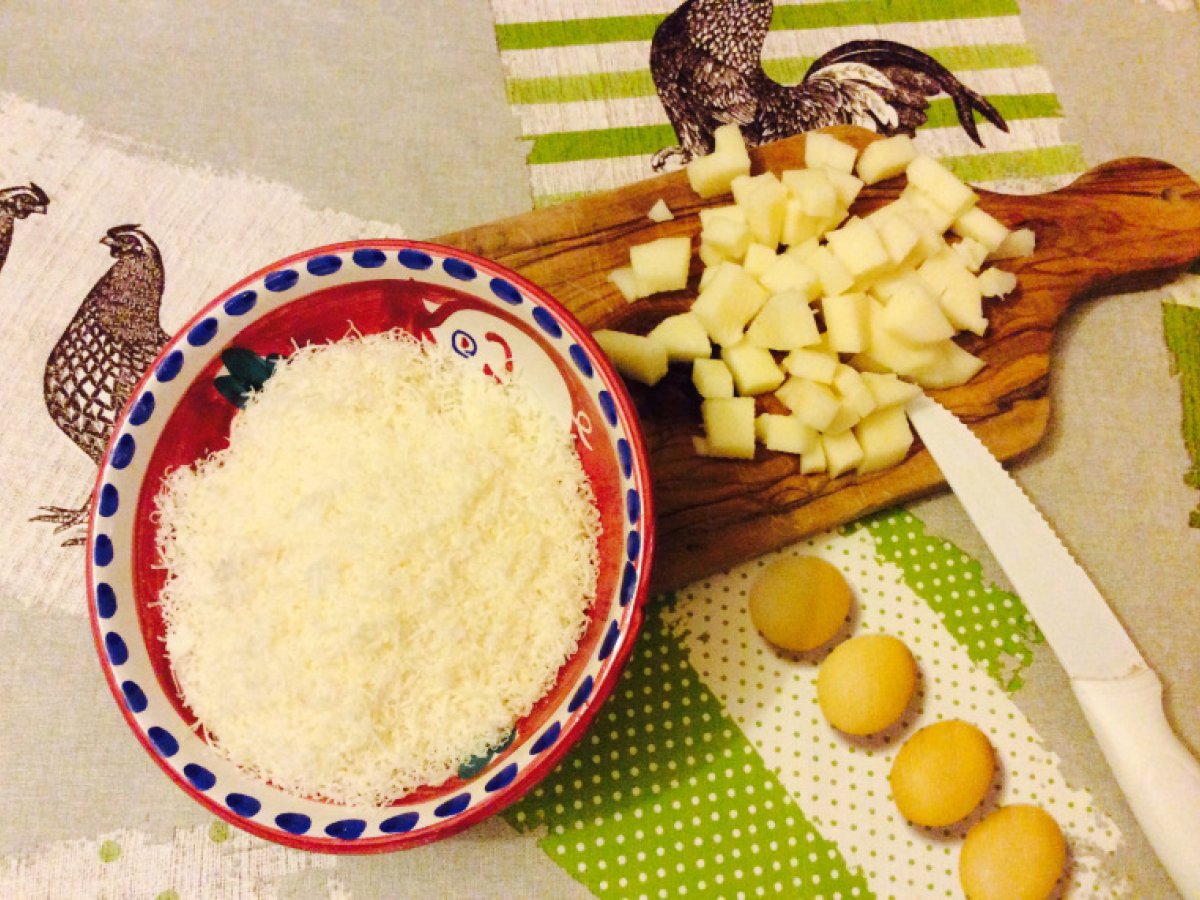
155;331;601;806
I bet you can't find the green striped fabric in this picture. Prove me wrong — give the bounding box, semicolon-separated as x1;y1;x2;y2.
1163;299;1200;527
507;43;1041;106
526;95;1064;164
491;0;1085;206
495;0;1024;50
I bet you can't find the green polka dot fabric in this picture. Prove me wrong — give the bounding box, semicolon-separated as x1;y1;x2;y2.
505;603;871;898
664;523;1118;896
510;514;1122;898
856;511;1043;691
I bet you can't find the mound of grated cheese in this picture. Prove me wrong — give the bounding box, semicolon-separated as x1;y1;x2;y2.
155;331;601;806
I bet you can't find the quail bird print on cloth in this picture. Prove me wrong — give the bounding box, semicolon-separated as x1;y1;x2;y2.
36;225;169;544
0;183;49;276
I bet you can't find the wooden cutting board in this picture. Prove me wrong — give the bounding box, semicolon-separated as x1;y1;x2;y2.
436;127;1200;595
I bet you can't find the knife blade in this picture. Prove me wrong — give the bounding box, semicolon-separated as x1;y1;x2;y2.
906;393;1200;899
906;394;1142;682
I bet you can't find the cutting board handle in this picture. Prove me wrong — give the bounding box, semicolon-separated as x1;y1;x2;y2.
933;156;1200;425
984;157;1200;323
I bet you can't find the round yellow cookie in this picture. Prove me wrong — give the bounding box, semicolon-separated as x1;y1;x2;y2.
889;719;995;826
748;556;851;651
960;805;1066;900
816;634;916;735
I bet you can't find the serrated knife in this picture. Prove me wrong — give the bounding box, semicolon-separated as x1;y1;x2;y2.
906;394;1200;899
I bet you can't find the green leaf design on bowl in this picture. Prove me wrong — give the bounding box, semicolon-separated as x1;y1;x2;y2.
214;347;280;408
458;728;517;780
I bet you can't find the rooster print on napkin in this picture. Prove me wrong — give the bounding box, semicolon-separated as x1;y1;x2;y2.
650;0;1008;170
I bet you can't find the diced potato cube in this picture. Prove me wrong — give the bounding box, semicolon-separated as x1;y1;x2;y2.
608;266;642;302
687;124;752;198
822;429;864;477
594;329;669;386
826;217;891;282
753;413;770;443
800;440;827;474
698;243;726;269
952;206;1009;252
688;155;747;200
701;215;751;261
699;262;720;291
823;401;861;436
702;397;756;459
776;377;840;432
733;173;789;246
847;351;889;375
855;405;914;474
712;123;748;156
907;340;985;388
746;290;820;350
833;364;877;419
692;434;712;456
630;235;692;295
821;292;870;354
978;267;1018;299
781;199;823;246
858;299;944;378
951;237;989;273
692;357;735;398
875;213;919;267
877;279;956;344
942;284;986;336
805;132;859;175
813;329;839;356
782;346;838;384
728;173;754;202
906;155;978;218
756;414;817;455
856;134;917;185
808;246;855;297
648;198;674;222
860;371;921;409
759;255;820;298
786;236;821;261
723;342;786;395
917;250;987;335
781;168;839;218
824;169;864;207
869;267;918;304
698;204;746;228
900;183;956;233
990;227;1036;259
692;261;769;346
897;204;951;264
822;204;852;233
648;312;712;362
742;242;779;278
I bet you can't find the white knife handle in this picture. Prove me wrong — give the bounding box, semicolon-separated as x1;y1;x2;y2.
1072;668;1200;899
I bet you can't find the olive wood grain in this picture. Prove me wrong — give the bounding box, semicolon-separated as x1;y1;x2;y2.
435;127;1200;594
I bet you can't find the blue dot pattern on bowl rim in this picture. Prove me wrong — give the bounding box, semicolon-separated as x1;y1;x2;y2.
88;243;651;848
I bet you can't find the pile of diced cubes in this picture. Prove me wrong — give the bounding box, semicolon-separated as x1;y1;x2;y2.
595;126;1033;477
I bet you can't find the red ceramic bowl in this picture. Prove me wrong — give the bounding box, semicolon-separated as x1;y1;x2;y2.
86;240;655;852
